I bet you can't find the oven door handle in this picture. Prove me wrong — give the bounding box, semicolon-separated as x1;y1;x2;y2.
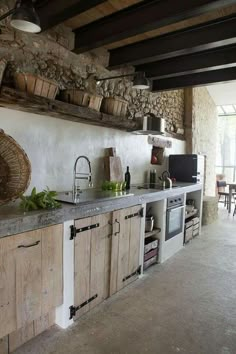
168;205;185;212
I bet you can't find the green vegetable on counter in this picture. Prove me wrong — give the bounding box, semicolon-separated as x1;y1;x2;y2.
20;187;61;212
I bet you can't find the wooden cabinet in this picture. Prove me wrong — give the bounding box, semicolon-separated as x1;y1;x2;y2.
73;205;143;319
15;230;42;328
110;205;142;296
0;224;63;339
74;213;111;319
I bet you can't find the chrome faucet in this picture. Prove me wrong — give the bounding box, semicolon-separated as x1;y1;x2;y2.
72;156;93;202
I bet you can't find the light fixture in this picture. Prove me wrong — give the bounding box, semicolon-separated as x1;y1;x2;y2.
0;0;41;34
96;71;150;90
132;72;150;90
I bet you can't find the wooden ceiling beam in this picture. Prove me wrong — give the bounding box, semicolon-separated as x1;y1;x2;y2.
109;15;236;68
137;45;236;79
36;0;106;31
74;0;236;53
151;67;236;92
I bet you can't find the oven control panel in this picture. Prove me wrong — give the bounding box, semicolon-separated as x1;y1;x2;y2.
167;194;185;208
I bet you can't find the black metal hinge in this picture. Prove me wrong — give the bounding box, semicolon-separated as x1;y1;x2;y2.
123;265;141;282
69;294;98;319
70;223;100;240
125;208;144;220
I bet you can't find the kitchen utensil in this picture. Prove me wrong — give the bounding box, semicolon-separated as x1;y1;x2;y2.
145;216;154;232
104;147;123;182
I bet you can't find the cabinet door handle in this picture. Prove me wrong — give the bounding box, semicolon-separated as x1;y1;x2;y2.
18;240;40;249
115;219;120;236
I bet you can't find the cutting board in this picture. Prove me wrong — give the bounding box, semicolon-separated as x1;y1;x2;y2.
104;147;123;182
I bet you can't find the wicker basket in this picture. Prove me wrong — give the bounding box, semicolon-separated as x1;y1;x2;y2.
61;89;103;111
14;72;59;99
0;129;31;205
101;97;128;117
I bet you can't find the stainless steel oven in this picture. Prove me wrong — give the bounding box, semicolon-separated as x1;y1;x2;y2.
166;194;185;241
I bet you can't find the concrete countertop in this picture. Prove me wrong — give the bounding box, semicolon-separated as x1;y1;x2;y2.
0;183;202;238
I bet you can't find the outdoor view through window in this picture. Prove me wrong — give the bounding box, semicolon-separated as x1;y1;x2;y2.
216;106;236;182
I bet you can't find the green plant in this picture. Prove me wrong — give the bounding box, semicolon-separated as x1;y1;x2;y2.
19;187;61;212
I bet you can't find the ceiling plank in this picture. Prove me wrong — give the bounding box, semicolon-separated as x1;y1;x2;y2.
152;67;236;92
137;45;236;79
74;0;236;53
36;0;107;31
109;15;236;68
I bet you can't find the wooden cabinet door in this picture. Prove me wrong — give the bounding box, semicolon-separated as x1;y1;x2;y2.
14;230;42;329
74;213;111;319
110;205;142;296
0;236;17;338
41;224;63;314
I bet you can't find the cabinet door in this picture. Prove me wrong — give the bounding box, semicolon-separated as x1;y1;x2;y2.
74;213;111;319
14;230;42;329
90;213;111;309
74;216;92;318
41;224;63;314
0;237;17;338
110;205;142;296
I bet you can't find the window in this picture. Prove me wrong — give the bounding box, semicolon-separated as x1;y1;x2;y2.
216;115;236;182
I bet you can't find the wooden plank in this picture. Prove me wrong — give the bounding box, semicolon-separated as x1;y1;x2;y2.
0;336;8;354
152;66;236;92
34;311;55;336
14;230;42;328
90;213;111;309
0;87;139;132
109;16;236;68
74;0;236;53
37;0;107;31
127;205;141;285
9;311;55;353
74;217;92;318
0;237;17;338
41;225;63;314
137;45;236;79
116;208;131;292
9;322;34;353
65;0;143;29
109;209;120;296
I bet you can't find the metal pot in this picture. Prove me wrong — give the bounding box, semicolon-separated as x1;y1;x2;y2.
145;216;154;232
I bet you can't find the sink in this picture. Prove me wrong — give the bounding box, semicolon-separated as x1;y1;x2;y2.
56;189;134;205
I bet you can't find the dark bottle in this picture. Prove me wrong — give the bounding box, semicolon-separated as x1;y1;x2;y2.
125;166;131;190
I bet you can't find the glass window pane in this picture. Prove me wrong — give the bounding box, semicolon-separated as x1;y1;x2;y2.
222;105;236;114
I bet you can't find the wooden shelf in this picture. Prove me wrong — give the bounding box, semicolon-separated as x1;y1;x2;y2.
145;228;161;239
0;86;140;132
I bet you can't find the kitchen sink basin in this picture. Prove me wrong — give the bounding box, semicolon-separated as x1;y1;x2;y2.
56;189;134;205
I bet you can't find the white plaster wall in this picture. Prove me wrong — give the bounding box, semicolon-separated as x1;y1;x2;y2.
0;108;185;193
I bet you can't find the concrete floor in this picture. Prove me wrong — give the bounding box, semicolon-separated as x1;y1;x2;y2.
15;209;236;354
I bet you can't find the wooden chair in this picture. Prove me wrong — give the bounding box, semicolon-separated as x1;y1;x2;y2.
217;181;229;208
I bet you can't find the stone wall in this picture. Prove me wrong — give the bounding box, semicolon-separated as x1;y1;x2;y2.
0;0;184;136
185;87;217;196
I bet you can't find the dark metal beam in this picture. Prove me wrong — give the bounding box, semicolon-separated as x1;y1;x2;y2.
109;15;236;68
36;0;106;31
152;67;236;91
74;0;236;53
137;45;236;79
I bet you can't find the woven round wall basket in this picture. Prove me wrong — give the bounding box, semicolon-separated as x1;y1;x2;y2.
0;129;31;206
